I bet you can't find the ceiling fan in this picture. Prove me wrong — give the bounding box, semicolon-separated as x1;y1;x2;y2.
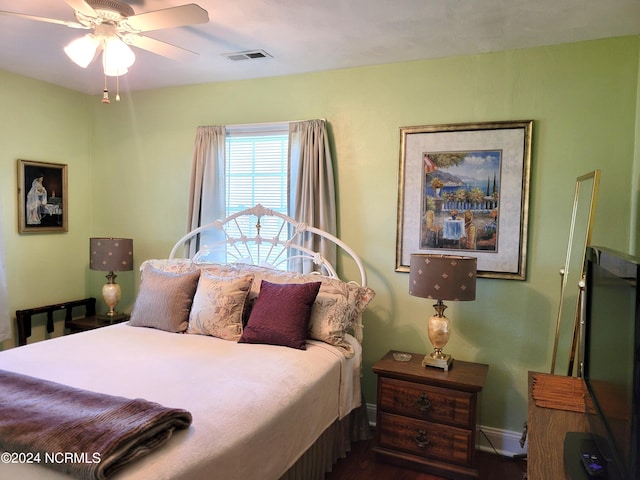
0;0;209;101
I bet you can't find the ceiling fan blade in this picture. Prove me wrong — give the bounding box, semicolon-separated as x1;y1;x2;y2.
124;4;208;33
64;0;97;18
0;10;87;29
123;34;199;60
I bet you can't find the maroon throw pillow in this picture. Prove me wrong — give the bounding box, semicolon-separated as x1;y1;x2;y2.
239;280;321;349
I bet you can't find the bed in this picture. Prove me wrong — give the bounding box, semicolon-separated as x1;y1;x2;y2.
0;205;375;480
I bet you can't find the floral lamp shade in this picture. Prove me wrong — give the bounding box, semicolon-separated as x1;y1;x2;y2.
89;237;133;320
409;254;476;302
89;238;133;272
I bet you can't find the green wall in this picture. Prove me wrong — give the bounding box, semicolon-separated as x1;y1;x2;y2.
0;70;93;341
1;36;639;435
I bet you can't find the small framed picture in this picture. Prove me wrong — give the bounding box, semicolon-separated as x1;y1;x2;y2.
18;159;68;233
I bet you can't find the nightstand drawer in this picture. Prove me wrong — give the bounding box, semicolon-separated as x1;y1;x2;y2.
378;412;473;465
379;377;474;428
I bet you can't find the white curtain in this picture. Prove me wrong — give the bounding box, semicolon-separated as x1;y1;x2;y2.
289;119;337;273
0;194;10;343
186;126;226;259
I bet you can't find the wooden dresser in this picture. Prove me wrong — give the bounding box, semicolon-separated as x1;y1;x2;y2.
372;350;488;479
527;371;589;479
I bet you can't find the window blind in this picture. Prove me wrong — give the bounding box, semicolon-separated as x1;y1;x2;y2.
225;125;289;263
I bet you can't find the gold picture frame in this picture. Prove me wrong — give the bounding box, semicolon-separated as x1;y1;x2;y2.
396;120;533;280
18;159;68;233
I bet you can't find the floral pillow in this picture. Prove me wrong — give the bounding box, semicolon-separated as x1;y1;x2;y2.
194;263;375;357
141;258;197;275
187;273;254;341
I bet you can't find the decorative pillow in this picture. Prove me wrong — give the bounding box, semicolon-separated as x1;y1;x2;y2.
187;273;254;341
129;266;200;333
209;263;375;356
140;258;198;274
142;260;376;355
239;280;321;349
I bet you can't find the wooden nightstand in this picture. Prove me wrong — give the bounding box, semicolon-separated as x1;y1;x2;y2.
372;350;488;479
65;314;130;334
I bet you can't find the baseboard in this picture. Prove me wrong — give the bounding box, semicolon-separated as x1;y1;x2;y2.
365;403;528;458
366;402;377;426
476;424;528;458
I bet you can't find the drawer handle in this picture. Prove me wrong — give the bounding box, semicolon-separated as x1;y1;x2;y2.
414;429;430;448
416;393;431;412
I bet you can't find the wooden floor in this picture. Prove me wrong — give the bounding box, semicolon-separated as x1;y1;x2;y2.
325;438;527;480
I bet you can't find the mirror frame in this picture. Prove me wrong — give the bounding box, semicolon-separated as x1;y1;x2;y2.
550;170;600;375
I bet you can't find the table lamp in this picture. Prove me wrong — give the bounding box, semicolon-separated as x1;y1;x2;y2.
89;237;133;321
409;253;477;370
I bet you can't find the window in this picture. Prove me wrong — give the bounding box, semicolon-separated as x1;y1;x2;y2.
225;127;288;217
224;124;289;264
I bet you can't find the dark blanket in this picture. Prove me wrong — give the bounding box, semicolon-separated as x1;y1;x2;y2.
0;369;192;480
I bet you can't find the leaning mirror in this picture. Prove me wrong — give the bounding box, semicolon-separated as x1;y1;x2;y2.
550;170;600;376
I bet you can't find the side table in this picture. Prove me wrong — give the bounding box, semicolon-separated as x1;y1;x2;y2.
372;350;488;479
65;314;130;334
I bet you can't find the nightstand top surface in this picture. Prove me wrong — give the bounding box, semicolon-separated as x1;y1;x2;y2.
373;350;488;391
66;314;129;330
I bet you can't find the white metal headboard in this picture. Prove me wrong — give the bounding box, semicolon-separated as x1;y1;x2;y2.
169;204;367;286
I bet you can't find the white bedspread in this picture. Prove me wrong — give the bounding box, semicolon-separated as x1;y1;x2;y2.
0;323;361;480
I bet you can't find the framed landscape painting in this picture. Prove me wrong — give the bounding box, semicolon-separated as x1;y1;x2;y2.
396;120;533;280
18;159;68;233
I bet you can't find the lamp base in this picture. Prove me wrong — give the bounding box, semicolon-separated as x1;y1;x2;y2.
422;352;453;371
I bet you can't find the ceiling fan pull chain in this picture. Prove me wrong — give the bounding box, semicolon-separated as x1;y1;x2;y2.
0;2;209;95
115;76;120;102
102;74;110;104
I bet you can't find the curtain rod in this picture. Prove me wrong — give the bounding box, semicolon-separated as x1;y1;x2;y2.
223;118;326;129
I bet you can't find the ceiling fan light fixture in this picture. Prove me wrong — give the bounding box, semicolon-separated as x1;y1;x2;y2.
4;0;210;102
64;34;100;68
102;36;135;76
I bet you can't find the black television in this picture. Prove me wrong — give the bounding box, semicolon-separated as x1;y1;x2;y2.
565;246;640;479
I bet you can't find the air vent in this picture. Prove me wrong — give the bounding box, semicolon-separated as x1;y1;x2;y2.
224;50;272;61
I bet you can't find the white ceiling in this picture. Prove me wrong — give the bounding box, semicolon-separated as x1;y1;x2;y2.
1;0;639;95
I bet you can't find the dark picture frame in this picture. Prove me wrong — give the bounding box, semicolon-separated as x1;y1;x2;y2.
18;159;68;233
396;120;533;280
